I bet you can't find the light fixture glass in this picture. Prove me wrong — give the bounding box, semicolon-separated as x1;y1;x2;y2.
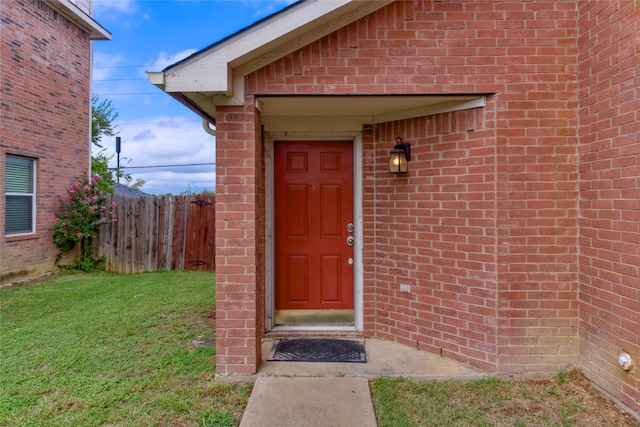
388;137;410;174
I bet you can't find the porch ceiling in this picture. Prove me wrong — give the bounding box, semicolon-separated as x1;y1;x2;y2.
259;95;486;131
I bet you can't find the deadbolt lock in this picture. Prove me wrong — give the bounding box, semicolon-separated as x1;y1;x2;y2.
347;223;354;232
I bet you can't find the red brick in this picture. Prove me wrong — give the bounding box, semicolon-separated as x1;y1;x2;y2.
1;1;92;283
211;3;640;415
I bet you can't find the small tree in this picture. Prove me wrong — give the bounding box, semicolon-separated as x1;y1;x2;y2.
91;96;135;190
131;178;146;190
91;149;116;193
91;95;118;148
51;173;117;271
91;95;118;192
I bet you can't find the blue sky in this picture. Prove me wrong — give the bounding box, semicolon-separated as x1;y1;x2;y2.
92;0;295;195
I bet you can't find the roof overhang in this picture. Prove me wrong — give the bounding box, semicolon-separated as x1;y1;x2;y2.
259;95;487;132
147;1;488;130
47;0;111;40
147;0;395;118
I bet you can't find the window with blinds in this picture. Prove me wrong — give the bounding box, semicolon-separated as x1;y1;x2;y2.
5;155;36;235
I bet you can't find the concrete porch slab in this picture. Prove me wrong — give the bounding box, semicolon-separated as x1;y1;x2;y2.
256;337;486;381
236;338;488;427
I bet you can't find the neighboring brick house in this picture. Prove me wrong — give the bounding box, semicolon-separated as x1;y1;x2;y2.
1;0;110;285
149;0;640;415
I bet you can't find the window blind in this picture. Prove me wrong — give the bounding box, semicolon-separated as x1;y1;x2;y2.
5;155;35;235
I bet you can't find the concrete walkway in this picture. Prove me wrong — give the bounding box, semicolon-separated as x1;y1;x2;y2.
240;377;376;427
237;338;485;426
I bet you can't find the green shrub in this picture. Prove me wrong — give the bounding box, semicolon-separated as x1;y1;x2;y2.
51;172;117;271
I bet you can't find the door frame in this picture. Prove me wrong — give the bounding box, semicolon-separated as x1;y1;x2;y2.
265;131;363;332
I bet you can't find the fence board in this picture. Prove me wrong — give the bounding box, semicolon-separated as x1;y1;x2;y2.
98;194;215;273
184;197;215;271
160;197;173;270
173;196;185;270
125;196;135;273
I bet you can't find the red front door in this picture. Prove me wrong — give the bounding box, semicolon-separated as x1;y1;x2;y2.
274;141;354;311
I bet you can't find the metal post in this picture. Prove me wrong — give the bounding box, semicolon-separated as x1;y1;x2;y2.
116;136;121;183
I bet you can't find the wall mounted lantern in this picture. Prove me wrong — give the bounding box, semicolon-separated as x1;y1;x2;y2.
388;137;411;174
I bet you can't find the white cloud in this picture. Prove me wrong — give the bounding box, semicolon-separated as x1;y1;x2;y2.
146;49;198;72
92;51;125;81
89;0;298;194
95;116;216;195
93;0;150;31
93;0;138;16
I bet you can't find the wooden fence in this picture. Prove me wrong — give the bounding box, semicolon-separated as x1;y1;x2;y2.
97;194;215;273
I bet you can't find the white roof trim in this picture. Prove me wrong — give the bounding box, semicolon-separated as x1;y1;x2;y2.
152;0;393;98
148;1;489;126
46;0;111;40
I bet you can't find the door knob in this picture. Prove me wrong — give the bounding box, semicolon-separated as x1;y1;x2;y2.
346;236;354;246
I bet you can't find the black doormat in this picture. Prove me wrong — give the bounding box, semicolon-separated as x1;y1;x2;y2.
267;339;367;363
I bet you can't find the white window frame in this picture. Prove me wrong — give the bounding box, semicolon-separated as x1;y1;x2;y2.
5;155;36;236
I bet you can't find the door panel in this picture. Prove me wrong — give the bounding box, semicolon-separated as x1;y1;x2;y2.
275;141;354;311
287;185;308;237
286;255;307;302
321;254;341;302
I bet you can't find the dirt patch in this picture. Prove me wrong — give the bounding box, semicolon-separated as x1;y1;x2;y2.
0;270;58;289
464;371;640;427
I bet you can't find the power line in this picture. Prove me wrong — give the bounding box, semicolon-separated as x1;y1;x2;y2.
112;162;216;170
93;92;164;96
94;65;171;69
94;78;148;82
110;119;203;126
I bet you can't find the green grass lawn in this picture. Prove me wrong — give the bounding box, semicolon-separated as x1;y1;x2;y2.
4;271;638;427
0;271;251;427
371;373;640;427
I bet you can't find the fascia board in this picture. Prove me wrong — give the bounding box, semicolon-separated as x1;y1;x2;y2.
225;0;352;62
235;0;395;77
165;1;348;72
227;0;393;67
46;0;111;40
161;0;393;93
146;71;165;89
163;51;231;93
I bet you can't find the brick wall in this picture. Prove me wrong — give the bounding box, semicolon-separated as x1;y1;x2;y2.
214;97;264;375
0;0;91;284
362;125;377;333
246;0;580;374
369;109;498;371
577;0;640;413
491;1;580;374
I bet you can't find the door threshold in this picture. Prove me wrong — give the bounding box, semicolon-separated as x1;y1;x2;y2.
270;324;358;333
271;310;358;332
275;309;354;325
